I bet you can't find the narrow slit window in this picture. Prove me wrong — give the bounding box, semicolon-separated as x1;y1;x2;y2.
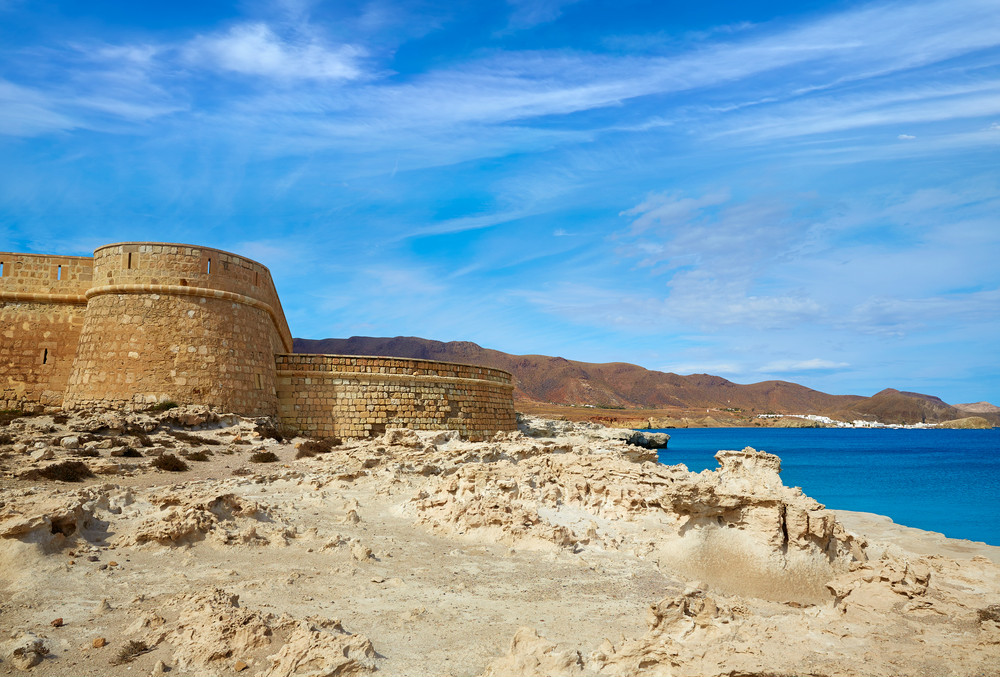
127;252;132;269
255;374;263;389
255;271;259;286
206;258;212;274
0;261;4;277
57;265;62;280
42;349;48;364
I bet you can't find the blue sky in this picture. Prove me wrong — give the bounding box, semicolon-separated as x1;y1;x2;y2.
1;0;999;404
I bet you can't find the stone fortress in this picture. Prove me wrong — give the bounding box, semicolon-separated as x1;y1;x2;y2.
0;242;516;440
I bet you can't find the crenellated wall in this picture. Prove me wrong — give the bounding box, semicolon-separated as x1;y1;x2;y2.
0;253;93;409
274;354;517;441
0;242;517;439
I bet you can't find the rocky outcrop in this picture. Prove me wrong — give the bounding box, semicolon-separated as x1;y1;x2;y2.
517;414;669;449
1;410;998;677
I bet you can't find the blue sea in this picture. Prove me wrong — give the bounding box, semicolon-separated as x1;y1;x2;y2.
651;427;1000;547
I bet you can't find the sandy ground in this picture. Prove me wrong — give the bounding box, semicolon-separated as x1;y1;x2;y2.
1;408;998;677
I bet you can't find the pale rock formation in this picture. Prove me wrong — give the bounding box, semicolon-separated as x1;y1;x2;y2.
262;619;377;677
1;410;998;676
480;627;587;676
5;633;48;670
126;489;279;546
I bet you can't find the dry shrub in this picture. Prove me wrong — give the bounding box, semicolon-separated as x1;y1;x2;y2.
0;409;26;426
187;450;210;461
39;460;95;482
152;453;189;472
254;422;284;442
52;414;70;424
166;429;221;446
111;640;149;665
250;450;279;463
295;438;338;459
75;448;101;458
120;448;143;458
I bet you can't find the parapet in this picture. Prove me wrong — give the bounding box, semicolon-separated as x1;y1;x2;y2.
274;354;517;441
0;252;94;301
89;243;292;352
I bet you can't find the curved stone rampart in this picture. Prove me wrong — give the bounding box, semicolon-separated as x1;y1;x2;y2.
2;243;517;438
63;243;291;415
275;354;517;441
0;253;93;409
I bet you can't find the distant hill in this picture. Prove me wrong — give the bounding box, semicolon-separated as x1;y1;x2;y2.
293;336;996;426
954;401;1000;415
835;388;964;425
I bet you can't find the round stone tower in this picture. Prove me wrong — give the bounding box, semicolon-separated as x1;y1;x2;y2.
63;242;292;415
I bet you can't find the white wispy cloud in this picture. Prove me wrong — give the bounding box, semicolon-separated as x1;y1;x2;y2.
845;289;1000;337
184;22;365;81
759;358;850;373
505;0;583;31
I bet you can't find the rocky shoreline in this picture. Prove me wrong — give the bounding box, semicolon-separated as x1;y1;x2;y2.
1;408;997;676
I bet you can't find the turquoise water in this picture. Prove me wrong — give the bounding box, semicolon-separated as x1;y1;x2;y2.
652;427;1000;546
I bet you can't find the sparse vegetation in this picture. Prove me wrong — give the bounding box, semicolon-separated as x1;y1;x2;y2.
254;422;284;442
166;429;222;445
147;401;179;412
152;453;189;472
120;448;143;458
75;448;100;458
52;413;69;424
0;409;26;426
250;450;279;463
130;432;153;447
295;438;338;458
187;450;210;461
111;640;149;665
38;460;95;482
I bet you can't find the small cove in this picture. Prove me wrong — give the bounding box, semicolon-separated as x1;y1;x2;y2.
653;427;1000;546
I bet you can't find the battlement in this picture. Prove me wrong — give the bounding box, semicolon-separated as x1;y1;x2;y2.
0;252;94;299
1;242;516;439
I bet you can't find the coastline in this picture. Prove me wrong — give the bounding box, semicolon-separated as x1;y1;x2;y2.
515;401;998;429
2;409;998;675
833;509;1000;565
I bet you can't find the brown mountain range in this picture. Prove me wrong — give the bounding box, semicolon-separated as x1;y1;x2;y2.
293;336;996;426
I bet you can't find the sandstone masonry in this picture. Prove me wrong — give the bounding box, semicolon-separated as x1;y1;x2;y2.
1;242;516;440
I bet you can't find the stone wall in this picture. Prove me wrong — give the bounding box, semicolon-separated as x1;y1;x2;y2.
275;354;517;441
0;253;93;409
2;243;518;439
62;243;290;415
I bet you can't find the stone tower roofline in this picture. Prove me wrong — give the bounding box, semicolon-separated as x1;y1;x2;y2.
91;241;293;353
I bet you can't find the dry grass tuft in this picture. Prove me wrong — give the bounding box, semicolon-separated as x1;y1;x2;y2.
38;460;95;482
111;640;149;665
152;453;189;472
166;429;222;446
